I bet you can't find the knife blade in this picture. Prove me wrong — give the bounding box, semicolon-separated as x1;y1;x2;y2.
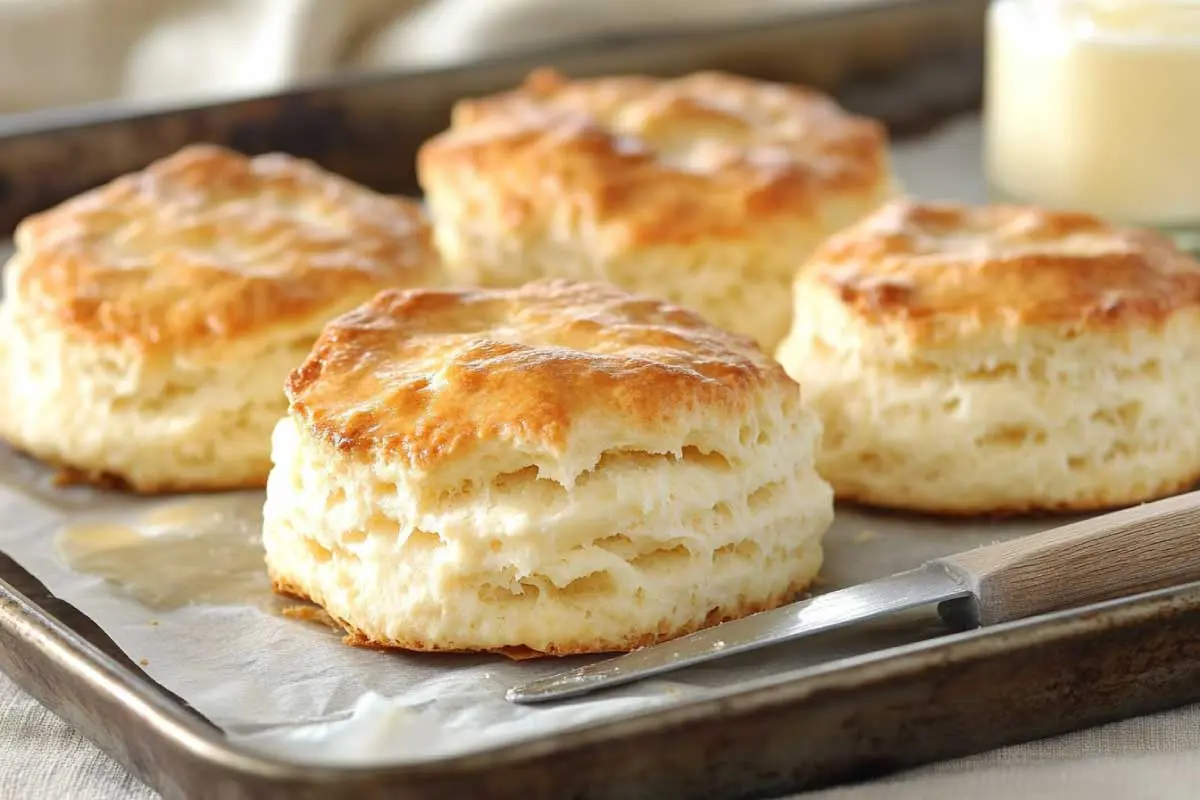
508;489;1200;704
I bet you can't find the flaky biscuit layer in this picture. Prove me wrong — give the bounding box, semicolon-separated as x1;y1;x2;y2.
777;200;1200;515
418;69;897;348
266;279;834;653
0;145;441;492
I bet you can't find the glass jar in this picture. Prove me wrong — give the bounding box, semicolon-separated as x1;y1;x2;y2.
984;0;1200;252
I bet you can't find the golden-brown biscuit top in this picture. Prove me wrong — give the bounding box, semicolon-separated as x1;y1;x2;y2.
417;69;891;247
9;144;439;355
803;200;1200;343
287;278;791;469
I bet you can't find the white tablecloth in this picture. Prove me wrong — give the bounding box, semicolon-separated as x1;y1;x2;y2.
2;1;1200;796
2;669;1198;798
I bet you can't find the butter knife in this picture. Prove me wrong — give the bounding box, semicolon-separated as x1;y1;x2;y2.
508;489;1200;704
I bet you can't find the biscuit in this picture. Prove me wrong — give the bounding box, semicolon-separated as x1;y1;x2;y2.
263;279;833;655
417;68;897;350
776;200;1200;515
0;144;441;493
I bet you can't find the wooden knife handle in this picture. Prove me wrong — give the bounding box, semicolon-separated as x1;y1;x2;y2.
935;490;1200;626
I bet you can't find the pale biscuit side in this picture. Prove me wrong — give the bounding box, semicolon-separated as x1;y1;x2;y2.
264;279;834;653
777;200;1200;514
418;70;897;348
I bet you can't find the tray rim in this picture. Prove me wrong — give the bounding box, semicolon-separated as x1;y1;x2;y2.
5;561;1200;782
0;0;978;141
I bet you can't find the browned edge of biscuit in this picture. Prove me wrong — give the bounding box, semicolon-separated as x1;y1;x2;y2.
34;452;267;495
278;604;343;631
805;200;1200;338
271;575;816;658
835;470;1200;520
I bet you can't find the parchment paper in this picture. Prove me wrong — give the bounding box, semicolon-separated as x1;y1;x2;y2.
0;117;1042;766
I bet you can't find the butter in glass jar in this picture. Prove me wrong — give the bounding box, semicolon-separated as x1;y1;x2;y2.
985;0;1200;251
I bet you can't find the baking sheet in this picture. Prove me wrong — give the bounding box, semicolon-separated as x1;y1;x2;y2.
0;116;1030;767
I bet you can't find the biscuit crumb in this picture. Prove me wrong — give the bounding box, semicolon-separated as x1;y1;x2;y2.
854;529;877;543
281;604;341;630
496;646;548;662
51;467;82;488
52;466;124;490
139;658;149;666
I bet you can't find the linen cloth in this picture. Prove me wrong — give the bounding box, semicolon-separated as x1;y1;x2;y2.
1;669;1197;799
0;1;1197;797
0;0;830;115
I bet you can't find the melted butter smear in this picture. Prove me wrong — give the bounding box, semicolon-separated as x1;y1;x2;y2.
56;493;278;612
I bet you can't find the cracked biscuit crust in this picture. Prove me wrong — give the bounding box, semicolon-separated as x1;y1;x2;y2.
418;68;891;248
288;278;792;473
11;143;439;359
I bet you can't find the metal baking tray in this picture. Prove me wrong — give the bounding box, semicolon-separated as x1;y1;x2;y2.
7;1;1200;798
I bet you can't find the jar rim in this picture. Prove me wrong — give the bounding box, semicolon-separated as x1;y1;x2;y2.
994;0;1200;45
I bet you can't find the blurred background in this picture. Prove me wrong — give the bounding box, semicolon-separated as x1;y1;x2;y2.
0;0;988;232
0;0;836;116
